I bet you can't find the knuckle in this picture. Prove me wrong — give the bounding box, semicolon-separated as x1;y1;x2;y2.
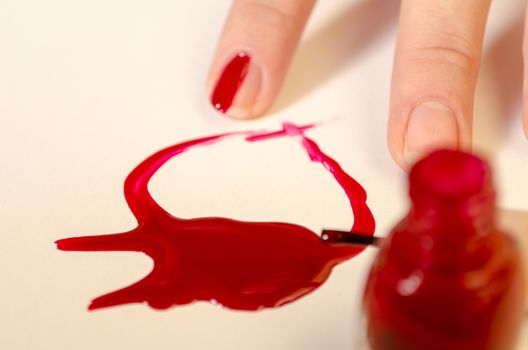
410;34;480;75
241;0;295;30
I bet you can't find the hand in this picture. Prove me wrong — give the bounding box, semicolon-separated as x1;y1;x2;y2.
206;0;527;169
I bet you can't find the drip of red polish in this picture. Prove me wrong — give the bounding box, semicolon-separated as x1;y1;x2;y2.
210;52;250;113
56;122;375;311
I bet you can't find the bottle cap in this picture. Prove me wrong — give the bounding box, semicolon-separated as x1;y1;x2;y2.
409;149;494;204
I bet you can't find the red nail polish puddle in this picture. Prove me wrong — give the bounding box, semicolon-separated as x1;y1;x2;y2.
56;122;375;311
211;52;250;113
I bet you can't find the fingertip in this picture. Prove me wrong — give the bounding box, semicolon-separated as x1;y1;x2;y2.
206;0;315;120
388;100;468;171
387;0;490;170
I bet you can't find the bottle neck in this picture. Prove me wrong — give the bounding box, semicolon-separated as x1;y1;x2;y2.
410;189;496;234
406;190;497;271
402;149;498;271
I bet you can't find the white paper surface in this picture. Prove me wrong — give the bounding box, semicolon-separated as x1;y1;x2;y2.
1;0;527;349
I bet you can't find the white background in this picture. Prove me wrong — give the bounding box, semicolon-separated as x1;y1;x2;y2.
1;0;527;349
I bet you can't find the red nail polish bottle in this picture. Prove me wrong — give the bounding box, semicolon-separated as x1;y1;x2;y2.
363;150;525;350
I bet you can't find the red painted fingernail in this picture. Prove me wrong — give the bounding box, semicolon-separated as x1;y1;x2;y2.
211;52;251;113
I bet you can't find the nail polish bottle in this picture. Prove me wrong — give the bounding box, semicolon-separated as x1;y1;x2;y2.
363;150;525;350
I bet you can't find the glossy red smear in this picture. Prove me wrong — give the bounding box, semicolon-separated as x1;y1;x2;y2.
247;123;375;234
56;122;375;311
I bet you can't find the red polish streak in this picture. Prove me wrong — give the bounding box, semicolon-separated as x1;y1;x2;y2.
363;150;525;349
56;122;375;311
211;52;250;113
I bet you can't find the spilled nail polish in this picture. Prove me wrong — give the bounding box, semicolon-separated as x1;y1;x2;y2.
56;122;375;311
211;52;251;113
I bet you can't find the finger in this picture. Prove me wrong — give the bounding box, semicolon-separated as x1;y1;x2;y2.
207;0;315;119
524;4;528;139
388;0;491;168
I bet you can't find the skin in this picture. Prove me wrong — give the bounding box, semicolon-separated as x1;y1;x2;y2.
206;0;528;170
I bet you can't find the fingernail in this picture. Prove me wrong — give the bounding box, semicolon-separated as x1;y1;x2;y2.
210;52;261;118
404;101;459;165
